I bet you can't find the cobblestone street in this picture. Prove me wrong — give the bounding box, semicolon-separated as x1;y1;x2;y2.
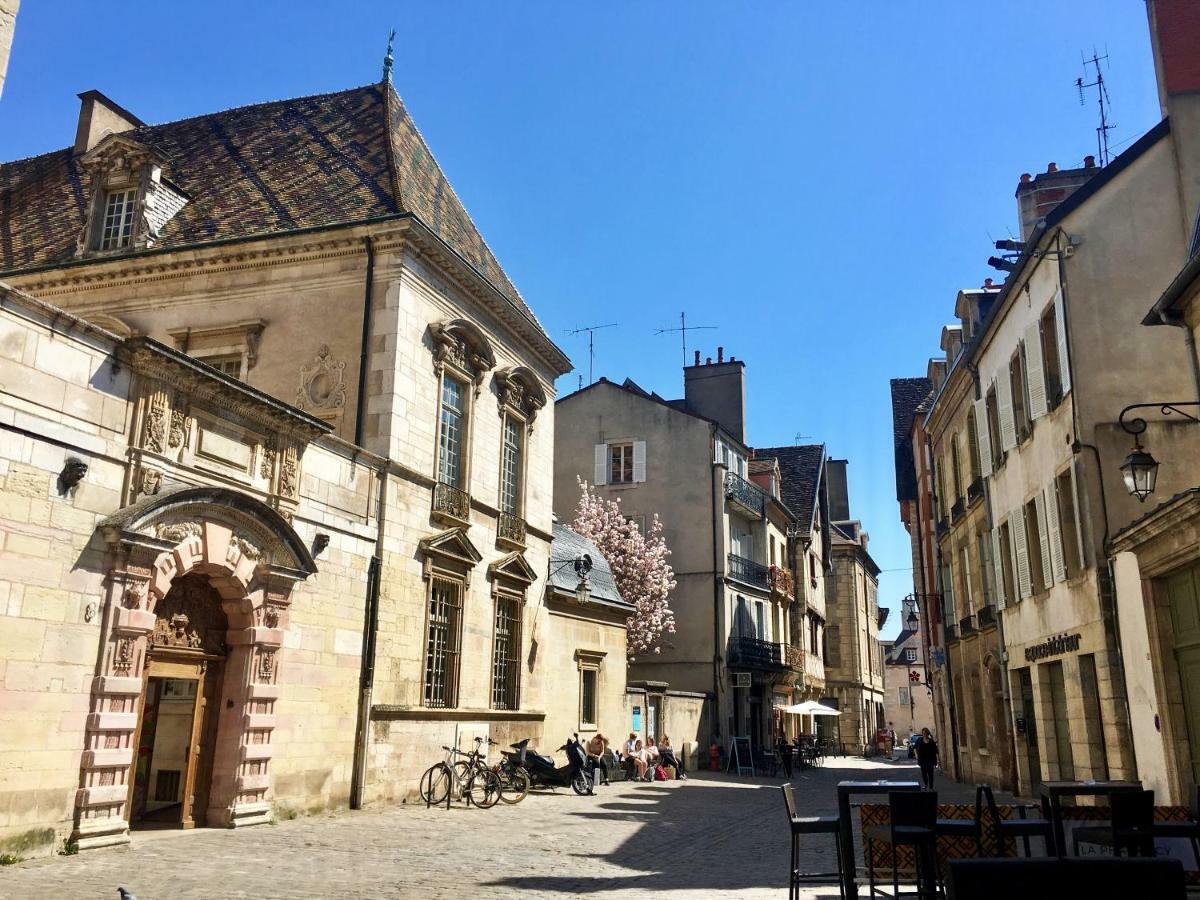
0;756;1003;900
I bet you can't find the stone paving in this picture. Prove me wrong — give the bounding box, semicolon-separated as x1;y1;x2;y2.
0;755;1010;899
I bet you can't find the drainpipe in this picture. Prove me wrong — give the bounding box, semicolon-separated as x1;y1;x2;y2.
350;461;387;809
354;236;376;448
1057;230;1138;782
711;446;725;752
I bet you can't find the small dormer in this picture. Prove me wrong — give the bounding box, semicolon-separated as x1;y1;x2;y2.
74;119;189;258
927;357;948;392
939;325;963;367
954;280;1001;342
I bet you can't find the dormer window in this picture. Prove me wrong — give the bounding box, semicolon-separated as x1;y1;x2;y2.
100;188;137;250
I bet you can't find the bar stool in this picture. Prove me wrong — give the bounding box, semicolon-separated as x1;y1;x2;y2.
779;783;845;900
934;784;986;857
981;783;1051;858
1073;789;1156;858
864;790;940;899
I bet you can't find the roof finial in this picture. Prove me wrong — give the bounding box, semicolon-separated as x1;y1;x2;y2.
382;29;396;84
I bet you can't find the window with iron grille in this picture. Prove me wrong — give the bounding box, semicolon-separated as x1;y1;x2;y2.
580;667;598;728
423;576;463;708
500;414;523;515
100;188;137;250
491;593;521;710
437;378;465;488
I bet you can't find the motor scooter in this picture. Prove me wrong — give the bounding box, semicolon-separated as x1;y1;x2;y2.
504;734;592;795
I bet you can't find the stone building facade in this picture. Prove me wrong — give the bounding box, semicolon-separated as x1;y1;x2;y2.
882;597;935;739
0;76;576;856
0;0;16;99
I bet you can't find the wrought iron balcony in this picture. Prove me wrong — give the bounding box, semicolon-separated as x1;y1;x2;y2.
936;517;949;540
728;553;770;589
725;471;766;519
727;636;785;670
497;512;526;548
959;614;976;636
432;481;470;525
944;623;959;643
967;476;984;505
977;604;996;628
768;565;795;600
950;497;965;522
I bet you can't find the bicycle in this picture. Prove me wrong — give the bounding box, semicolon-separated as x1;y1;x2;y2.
418;742;501;809
455;737;529;805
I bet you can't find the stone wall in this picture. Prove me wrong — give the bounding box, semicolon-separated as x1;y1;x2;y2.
0;0;17;99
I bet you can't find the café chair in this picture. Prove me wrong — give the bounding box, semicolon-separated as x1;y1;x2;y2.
1150;784;1200;869
980;784;1051;858
934;785;987;857
1072;788;1156;857
864;790;941;899
946;857;1186;899
779;782;845;900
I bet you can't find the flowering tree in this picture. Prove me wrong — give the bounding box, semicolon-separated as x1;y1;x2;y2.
572;477;676;658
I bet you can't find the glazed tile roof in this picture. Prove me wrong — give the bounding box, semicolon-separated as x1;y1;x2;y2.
0;83;541;333
890;377;932;502
754;444;825;534
549;524;629;608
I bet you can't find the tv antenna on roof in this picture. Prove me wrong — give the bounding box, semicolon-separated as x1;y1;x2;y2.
654;311;716;367
1076;48;1115;167
566;323;617;388
795;433;812;443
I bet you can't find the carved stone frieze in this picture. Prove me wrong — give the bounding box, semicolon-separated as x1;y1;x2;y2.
259;442;275;481
145;391;168;453
168;407;188;449
151;574;228;656
113;637;136;674
231;535;262;562
154;521;202;544
279;446;298;499
259;648;276;682
138;466;163;498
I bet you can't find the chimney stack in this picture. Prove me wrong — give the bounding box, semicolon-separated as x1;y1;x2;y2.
694;350;701;366
1015;161;1100;241
73;91;144;155
684;348;746;442
1147;0;1200;226
826;459;850;522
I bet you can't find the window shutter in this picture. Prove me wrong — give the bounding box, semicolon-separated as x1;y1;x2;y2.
1034;490;1053;590
632;440;647;483
991;527;1006;610
1047;480;1067;583
1013;507;1032;600
714;436;723;465
997;372;1017;452
593;443;608;486
1025;321;1048;419
974;399;993;477
941;563;955;617
1055;288;1071;395
1069;462;1087;569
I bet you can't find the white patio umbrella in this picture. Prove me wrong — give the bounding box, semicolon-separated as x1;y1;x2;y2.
779;700;841;716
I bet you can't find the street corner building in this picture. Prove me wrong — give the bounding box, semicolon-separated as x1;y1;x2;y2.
0;76;576;856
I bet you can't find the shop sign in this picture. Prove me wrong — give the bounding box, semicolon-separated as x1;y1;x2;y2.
1024;632;1082;663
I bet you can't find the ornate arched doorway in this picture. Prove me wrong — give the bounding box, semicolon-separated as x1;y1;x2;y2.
73;486;317;850
129;574;229;828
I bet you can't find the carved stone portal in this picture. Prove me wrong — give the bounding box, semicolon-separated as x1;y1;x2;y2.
150;574;229;657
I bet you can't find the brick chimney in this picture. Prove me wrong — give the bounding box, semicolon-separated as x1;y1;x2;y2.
684;347;746;442
825;458;850;522
73;90;144;155
1015;161;1099;241
1147;0;1200;231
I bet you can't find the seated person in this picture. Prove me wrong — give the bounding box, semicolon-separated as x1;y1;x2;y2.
622;732;640;778
586;733;610;786
659;735;683;777
630;739;650;781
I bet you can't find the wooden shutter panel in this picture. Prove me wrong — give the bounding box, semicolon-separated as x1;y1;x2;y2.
997;370;1017;452
593;443;608;486
974;399;993;477
1034;490;1053;590
632;440;647;483
1047;479;1067;584
1013;506;1032;600
1055;288;1071;395
1025;321;1048;419
991;527;1007;610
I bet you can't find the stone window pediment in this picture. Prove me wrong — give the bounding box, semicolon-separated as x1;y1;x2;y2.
76;134;189;257
488;551;538;589
167;320;267;380
493;366;546;427
429;319;495;391
419;527;483;581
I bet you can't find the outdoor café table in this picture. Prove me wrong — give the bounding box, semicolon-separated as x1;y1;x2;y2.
1039;779;1143;856
836;779;921;898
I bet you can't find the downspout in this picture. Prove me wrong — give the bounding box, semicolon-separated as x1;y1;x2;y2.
354;236;376;448
711;442;724;749
1056;229;1137;781
350;461;387;809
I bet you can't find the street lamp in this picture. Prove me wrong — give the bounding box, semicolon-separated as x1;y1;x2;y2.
574;553;593;605
1117;402;1200;502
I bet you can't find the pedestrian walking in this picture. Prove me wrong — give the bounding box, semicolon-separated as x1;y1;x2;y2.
915;727;939;789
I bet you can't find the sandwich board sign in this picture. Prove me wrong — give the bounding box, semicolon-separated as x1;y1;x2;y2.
726;735;753;776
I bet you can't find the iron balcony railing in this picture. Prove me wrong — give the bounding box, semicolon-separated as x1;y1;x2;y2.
944;623;959;643
727;636;785;670
725;471;766;518
967;476;984;505
497;512;526;548
728;553;770;589
432;481;471;524
936;517;949;540
959;614;976;636
977;604;997;628
950;497;966;522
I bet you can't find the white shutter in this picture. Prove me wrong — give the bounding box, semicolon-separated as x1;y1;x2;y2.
1013;507;1032;600
1025;321;1048;419
714;436;723;465
1055;288;1071;395
593;443;608;485
997;372;1017;452
1047;479;1067;584
632;440;647;483
1034;490;1052;591
991;527;1007;610
974;399;993;477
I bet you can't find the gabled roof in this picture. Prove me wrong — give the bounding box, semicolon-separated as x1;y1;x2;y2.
0;83;546;339
753;444;825;536
890;377;932;502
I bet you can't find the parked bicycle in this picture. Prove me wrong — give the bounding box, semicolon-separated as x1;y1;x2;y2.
453;736;530;805
418;740;502;809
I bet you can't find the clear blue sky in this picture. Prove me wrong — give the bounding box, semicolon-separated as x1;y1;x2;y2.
0;2;1164;635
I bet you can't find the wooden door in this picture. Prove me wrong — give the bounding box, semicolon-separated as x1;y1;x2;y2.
1167;567;1200;785
187;660;223;827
